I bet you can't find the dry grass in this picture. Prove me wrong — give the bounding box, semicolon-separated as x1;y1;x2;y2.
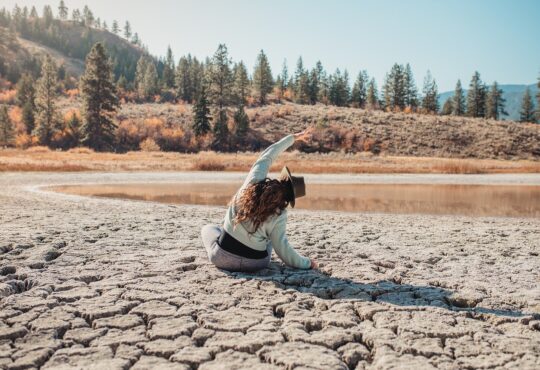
25;146;52;153
1;148;538;174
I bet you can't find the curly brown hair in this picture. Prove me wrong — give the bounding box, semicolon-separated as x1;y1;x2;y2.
232;178;291;233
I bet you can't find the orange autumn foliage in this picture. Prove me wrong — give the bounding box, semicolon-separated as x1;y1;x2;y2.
65;89;79;99
0;89;16;104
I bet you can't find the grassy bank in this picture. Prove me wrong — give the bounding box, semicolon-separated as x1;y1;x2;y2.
1;147;539;174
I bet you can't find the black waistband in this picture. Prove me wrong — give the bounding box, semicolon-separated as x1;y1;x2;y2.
218;230;268;259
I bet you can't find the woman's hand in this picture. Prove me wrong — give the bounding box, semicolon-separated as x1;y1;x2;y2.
294;127;314;144
310;259;319;269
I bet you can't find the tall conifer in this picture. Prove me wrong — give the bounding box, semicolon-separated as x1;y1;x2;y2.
253;50;273;105
58;1;68;20
421;70;439;113
466;71;486;118
452;79;465;116
536;73;540;123
192;86;211;137
207;44;232;110
34;55;59;146
0;105;14;147
232;61;249;105
519;88;535;123
351;70;368;108
16;74;35;133
234;104;249;137
162;46;175;89
79;43;119;151
485;81;507;120
366;78;379;109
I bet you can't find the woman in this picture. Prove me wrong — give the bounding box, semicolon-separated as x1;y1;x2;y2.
201;130;318;272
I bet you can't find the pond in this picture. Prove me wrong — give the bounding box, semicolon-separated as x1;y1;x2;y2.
50;182;540;218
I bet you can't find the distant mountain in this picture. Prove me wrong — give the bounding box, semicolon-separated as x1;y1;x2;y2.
438;84;538;121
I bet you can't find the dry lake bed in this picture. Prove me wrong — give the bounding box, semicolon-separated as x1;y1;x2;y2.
1;172;539;370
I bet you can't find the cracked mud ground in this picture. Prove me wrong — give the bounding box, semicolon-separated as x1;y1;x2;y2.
1;173;539;370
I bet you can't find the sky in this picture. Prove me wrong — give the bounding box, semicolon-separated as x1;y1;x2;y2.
3;0;540;91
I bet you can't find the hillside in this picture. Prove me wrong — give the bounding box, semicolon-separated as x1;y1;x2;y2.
56;100;539;160
0;17;144;84
438;83;538;121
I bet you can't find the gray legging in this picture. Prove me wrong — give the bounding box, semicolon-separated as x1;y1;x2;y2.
200;224;272;272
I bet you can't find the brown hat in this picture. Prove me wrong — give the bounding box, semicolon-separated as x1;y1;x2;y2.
280;166;305;208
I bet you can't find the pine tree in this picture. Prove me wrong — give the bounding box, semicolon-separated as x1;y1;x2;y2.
103;21;108;31
307;68;319;105
293;57;310;104
485;81;507;120
382;64;406;110
207;44;233;110
277;60;288;97
42;5;53;27
234;104;249;137
16;73;35;107
452;79;465;116
441;99;453;115
16;73;36;133
132;33;140;46
58;1;68;20
72;9;80;22
213;108;229;146
30;6;38;18
124;21;132;40
252;50;273;105
0;105;14;147
82;5;94;26
536;73;540;123
135;56;159;101
66;112;81;147
466;71;486;118
175;55;192;102
232;61;249;105
162;46;175;89
318;73;330;105
79;43;119;151
192;86;211;137
112;20;119;34
34;55;59;146
22;103;35;134
366;78;379;109
350;70;368;108
421;70;439;113
329;69;350;106
403;63;418;109
519;88;535;123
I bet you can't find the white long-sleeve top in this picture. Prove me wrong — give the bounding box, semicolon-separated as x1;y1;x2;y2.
223;134;311;269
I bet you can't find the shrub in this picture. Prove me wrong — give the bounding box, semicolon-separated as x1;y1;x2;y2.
363;138;376;152
65;89;79;99
0;90;16;104
15;133;33;149
115;119;142;151
156;127;187;152
191;158;226;171
139;137;160;152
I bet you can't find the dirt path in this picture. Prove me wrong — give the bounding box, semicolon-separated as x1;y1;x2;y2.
1;173;539;369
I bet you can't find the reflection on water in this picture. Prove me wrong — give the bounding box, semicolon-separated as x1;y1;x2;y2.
50;182;540;218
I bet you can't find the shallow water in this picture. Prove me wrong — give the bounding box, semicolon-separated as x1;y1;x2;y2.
50;182;540;218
